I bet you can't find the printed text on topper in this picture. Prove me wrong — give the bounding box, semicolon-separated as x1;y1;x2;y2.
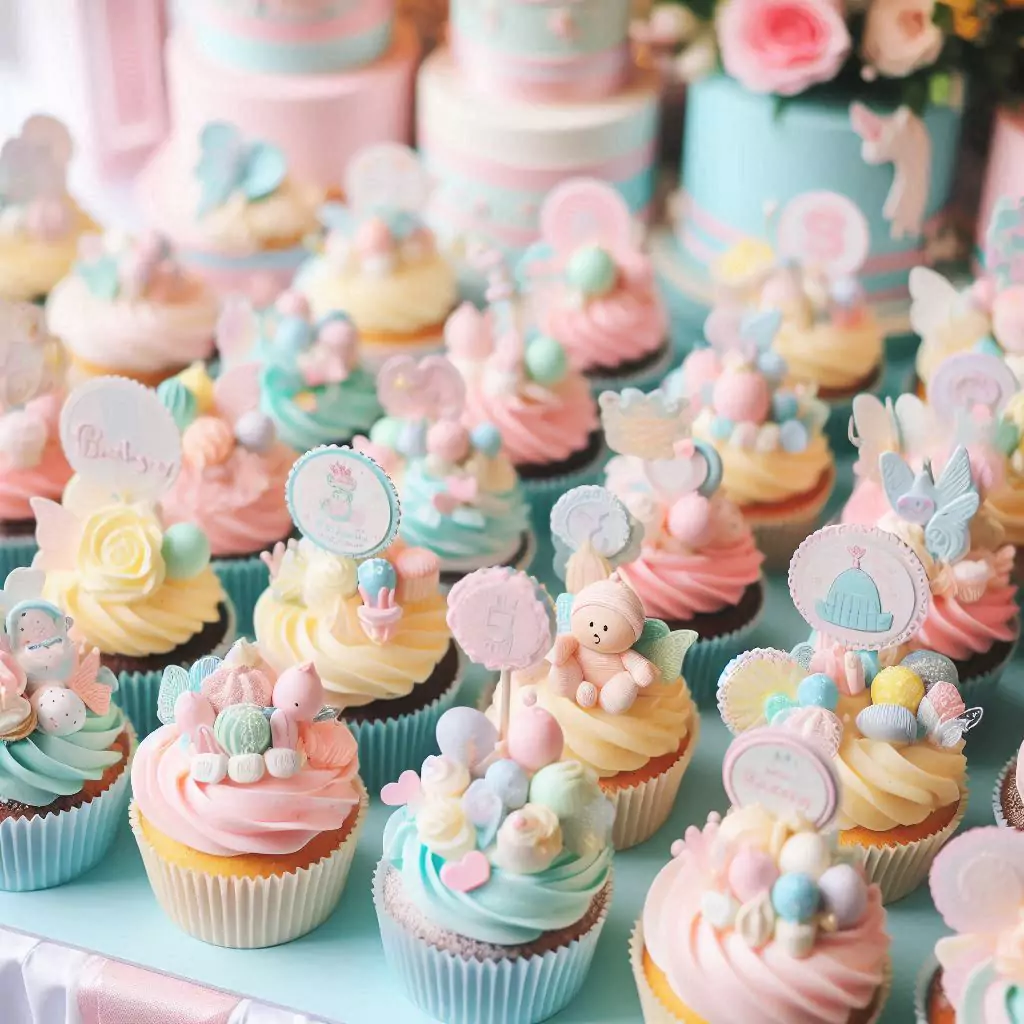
540;178;633;258
59;377;182;502
446;567;555;673
929;351;1019;419
788;524;930;650
344;143;430;215
376;354;466;423
723;727;839;829
776;191;870;278
285;445;400;560
0;304;54;410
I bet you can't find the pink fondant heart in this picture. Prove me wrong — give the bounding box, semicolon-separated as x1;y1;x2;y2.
380;769;422;807
440;850;491;893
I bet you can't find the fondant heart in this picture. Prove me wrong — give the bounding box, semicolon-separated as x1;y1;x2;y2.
381;769;422;807
439;850;491;893
644;455;707;499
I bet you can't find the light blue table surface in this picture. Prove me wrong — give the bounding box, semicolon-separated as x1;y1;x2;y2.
1;337;1021;1024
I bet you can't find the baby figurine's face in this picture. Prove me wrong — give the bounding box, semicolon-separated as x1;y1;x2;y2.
571;607;635;654
14;609;63;647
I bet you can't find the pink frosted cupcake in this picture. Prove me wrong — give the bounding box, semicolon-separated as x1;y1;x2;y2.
0;303;72;575
157;363;298;635
522;179;671;393
598;388;765;708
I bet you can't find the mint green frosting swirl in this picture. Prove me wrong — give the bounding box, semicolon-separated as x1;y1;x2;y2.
399;460;530;572
383;807;611;945
156;378;198;431
0;705;127;807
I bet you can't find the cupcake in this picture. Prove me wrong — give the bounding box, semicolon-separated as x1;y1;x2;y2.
0;116;96;303
296;145;457;370
131;641;366;947
156;364;298;637
491;564;700;850
917;827;1024;1023
598;387;765;708
719;524;981;903
445;262;603;529
632;729;891;1024
520;179;672;393
216;291;383;451
0;567;131;891
46;231;219;386
0;303;72;576
30;376;236;739
140;121;320;303
376;583;614;1024
993;738;1024;829
363;353;534;587
667;306;834;569
253;445;463;792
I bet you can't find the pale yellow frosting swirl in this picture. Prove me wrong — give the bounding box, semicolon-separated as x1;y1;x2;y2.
198;179;320;251
253;587;452;708
299;252;456;335
986;484;1024;547
0;203;96;301
775;318;883;392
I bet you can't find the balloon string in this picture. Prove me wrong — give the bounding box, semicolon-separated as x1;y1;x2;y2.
499;668;511;743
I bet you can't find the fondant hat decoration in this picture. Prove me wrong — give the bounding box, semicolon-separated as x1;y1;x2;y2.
571;572;646;638
815;545;893;633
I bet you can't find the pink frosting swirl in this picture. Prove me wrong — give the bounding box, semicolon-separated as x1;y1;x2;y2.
160;442;296;557
131;724;361;857
461;374;599;467
840;479;888;527
909;585;1019;662
541;281;668;374
642;817;889;1024
0;433;71;521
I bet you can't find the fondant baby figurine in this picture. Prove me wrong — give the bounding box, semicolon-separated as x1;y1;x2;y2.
6;600;75;684
548;574;658;714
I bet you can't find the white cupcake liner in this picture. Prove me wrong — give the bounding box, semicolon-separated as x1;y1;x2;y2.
842;787;968;905
604;706;700;851
747;468;836;572
914;955;940;1024
129;785;367;949
629;920;892;1024
993;755;1017;828
0;764;130;891
373;862;611;1024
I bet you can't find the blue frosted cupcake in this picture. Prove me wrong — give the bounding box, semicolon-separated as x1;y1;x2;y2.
0;569;131;890
375;702;613;1024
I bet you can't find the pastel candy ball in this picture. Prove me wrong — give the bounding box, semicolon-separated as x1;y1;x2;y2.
771;872;820;923
436;706;498;768
525;334;568;385
682;350;722;401
357;558;396;598
712;370;770;424
427;420;470;463
899;650;959;689
275;315;314;357
818;864;868;929
778;832;831;880
507;704;564;771
764;692;794;724
528;760;600;819
727;846;779;903
855;703;917;744
235;410;276;453
156;378;198;431
798;673;839;711
356;216;393;255
771;392;799;422
566;245;617;297
214;703;272;757
667;493;712;546
870;666;925;713
370;416;404;449
485;759;530;810
779;419;809;453
471;422;503;458
161;523;211;580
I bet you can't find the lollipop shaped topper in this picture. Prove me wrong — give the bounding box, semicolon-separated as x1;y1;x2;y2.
985;196;1024;288
286;445;400;560
929;351;1019;422
195;121;287;216
377;354;466;424
0;302;61;412
788;524;930;651
723;727;840;829
776;190;870;278
344;143;431;217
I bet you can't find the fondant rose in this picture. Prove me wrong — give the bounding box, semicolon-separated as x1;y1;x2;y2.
302;551;358;613
421;755;471;800
77;505;166;602
717;0;851;96
861;0;943;77
493;804;562;875
415;798;478;860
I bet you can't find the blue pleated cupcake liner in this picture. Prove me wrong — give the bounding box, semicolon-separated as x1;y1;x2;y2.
0;768;130;891
681;581;766;711
522;446;608;539
343;648;466;796
213;555;269;639
374;863;610;1024
111;602;238;741
0;535;37;579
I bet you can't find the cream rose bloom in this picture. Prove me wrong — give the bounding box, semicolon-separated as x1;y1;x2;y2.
77;503;166;603
493;804;562;875
861;0;944;77
416;798;477;860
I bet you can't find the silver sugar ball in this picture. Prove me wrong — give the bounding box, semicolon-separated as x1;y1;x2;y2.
235;410;276;453
900;650;959;691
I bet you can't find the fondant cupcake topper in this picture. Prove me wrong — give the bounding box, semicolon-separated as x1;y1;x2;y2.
75;231;184;303
0;115;75;241
195;121;287;217
775;190;870;281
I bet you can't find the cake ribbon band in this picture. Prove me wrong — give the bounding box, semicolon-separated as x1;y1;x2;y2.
200;1;391;42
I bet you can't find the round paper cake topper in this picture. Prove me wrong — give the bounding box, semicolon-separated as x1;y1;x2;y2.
777;191;870;277
345;143;430;214
540;178;632;257
788;524;930;650
60;376;182;502
929;351;1019;418
550;486;631;558
286;445;400;559
377;354;466;422
447;567;555;672
723;728;839;829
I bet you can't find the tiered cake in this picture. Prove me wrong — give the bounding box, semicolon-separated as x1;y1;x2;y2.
418;0;660;272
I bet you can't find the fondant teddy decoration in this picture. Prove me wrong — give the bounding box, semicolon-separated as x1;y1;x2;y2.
548;574;696;715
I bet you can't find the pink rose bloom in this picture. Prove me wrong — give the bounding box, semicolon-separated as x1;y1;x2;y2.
718;0;851;96
861;0;943;77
